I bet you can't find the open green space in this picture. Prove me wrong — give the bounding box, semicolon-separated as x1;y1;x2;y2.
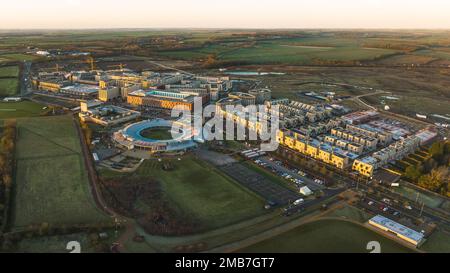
160;41;398;65
12;115;110;229
100;156;266;230
0;101;47;119
140;127;173;140
0;66;19;77
14;233;93;253
0;53;37;62
0;78;19;97
421;230;450;253
325;205;373;223
238;219;414;253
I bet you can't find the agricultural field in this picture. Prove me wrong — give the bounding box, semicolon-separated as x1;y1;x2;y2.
0;101;48;119
11;115;110;229
99;156;266;232
159;40;399;65
0;78;19;97
238;219;414;253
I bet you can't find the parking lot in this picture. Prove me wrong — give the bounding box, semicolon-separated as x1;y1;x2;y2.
256;156;325;191
221;163;300;206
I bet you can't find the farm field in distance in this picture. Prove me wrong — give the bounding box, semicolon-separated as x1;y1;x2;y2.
11;115;110;229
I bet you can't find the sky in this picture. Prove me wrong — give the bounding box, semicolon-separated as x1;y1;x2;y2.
0;0;449;29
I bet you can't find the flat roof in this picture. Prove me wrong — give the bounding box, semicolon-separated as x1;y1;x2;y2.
61;84;99;94
369;215;424;243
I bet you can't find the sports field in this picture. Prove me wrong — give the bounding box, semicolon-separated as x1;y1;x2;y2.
140;127;173;140
0;101;47;119
12;115;110;228
238;219;414;253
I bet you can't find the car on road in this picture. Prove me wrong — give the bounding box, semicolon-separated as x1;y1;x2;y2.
368;201;374;206
293;198;304;206
404;205;413;210
383;207;389;212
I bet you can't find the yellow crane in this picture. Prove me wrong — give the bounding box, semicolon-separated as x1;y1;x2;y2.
107;63;127;71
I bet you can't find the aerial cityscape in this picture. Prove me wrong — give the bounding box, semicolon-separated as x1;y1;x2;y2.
0;0;449;262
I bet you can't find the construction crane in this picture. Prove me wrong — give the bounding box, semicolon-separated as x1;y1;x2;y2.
107;63;127;71
41;64;61;73
71;56;97;71
87;56;96;71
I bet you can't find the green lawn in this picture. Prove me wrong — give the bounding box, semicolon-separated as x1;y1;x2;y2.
14;233;93;253
101;156;266;230
239;219;414;253
0;78;19;97
0;101;47;119
0;66;19;77
421;230;450;253
12;115;110;229
325;205;373;223
160;41;398;65
0;53;37;62
140;127;173;140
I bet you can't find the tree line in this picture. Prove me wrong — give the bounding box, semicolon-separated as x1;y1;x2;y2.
404;140;450;197
0;120;16;233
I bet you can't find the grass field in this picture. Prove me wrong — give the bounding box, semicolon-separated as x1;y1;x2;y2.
238;219;414;253
12;115;110;228
140;127;173;140
0;53;37;62
0;78;19;97
421;230;450;253
0;66;19;77
160;41;398;65
15;233;93;253
101;156;266;230
0;101;46;119
325;205;373;223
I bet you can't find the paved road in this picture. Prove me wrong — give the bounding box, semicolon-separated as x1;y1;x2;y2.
20;61;32;96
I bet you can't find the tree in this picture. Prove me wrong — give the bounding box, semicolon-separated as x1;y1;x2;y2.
418;166;448;192
2;174;12;189
404;165;422;181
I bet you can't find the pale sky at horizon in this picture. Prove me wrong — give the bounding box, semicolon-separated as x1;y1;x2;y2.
1;0;449;29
